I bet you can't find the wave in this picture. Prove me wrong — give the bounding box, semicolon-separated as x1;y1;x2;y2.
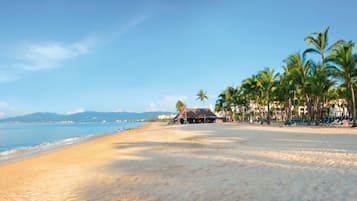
0;134;95;162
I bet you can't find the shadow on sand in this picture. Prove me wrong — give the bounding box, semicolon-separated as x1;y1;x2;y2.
82;124;357;200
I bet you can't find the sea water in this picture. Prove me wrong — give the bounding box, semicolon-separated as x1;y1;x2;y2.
0;122;143;162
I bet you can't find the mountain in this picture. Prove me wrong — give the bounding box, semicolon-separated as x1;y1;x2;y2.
0;111;174;123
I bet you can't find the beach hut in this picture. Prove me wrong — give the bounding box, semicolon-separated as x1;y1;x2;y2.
174;108;217;124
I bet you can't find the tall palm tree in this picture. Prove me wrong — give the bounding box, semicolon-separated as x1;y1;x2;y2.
235;87;248;121
215;87;238;121
327;41;357;126
215;91;231;121
304;27;331;62
304;27;343;62
275;66;296;121
284;52;313;122
308;62;336;125
196;89;208;106
257;67;280;125
225;86;239;121
241;74;262;122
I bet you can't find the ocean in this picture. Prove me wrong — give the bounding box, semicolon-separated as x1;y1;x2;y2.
0;122;143;162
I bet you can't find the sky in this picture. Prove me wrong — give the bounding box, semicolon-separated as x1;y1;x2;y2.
1;0;357;117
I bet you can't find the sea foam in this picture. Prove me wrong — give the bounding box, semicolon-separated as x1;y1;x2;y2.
0;134;94;162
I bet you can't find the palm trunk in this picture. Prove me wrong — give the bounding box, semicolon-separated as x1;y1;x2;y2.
315;97;321;126
349;81;356;127
306;94;312;125
267;103;270;125
288;96;292;121
321;98;326;122
292;90;296;119
256;96;259;121
267;92;271;125
294;91;299;120
231;111;233;122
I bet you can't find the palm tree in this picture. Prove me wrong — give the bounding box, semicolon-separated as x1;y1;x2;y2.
308;62;336;125
235;87;248;121
304;27;346;124
304;27;343;62
196;89;208;106
304;27;330;61
275;66;295;121
284;52;313;122
215;86;245;121
241;74;262;122
225;86;239;121
327;41;357;126
215;91;231;121
176;100;186;112
257;67;280;125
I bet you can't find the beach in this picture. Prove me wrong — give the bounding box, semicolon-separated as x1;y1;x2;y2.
1;123;357;201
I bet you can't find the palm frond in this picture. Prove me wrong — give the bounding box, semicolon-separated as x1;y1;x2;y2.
303;48;320;56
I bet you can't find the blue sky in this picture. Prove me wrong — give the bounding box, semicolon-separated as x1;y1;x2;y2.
1;0;357;117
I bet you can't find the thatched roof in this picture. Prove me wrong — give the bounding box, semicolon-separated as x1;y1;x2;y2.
176;108;217;119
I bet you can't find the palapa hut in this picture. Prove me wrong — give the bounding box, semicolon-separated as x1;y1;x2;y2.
174;108;217;124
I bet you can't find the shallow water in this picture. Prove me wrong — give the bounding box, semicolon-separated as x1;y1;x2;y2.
0;122;143;161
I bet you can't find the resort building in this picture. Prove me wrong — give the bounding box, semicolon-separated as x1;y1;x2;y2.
174;108;217;124
157;114;176;120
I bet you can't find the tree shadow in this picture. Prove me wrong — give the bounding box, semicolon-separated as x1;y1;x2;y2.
81;124;357;200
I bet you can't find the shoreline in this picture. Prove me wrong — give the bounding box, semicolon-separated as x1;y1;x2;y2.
0;122;154;200
0;132;113;165
2;122;354;164
0;133;95;163
0;122;146;164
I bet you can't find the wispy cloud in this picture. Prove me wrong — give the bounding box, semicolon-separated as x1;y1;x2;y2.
102;15;151;44
15;36;95;71
66;107;85;115
147;95;189;112
116;15;149;36
1;15;151;82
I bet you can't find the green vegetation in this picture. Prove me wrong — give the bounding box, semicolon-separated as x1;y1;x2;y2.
196;89;208;105
176;100;186;112
215;27;357;126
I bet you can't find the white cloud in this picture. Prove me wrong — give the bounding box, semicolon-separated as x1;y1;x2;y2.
15;37;95;71
0;15;150;83
147;95;189;112
0;112;5;118
66;107;85;115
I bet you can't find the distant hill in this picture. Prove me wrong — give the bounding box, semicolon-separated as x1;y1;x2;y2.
0;111;174;123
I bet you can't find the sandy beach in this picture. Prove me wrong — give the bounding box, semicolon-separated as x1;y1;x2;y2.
1;123;357;201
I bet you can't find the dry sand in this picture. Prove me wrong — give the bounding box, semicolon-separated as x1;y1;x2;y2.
1;123;357;201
